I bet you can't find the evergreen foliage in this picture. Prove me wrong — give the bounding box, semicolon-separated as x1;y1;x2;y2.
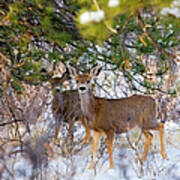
0;0;179;96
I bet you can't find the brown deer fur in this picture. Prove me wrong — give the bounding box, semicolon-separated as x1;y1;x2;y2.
68;64;167;169
51;71;90;144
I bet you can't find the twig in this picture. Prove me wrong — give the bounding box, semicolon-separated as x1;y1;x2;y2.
94;80;114;98
92;0;117;34
126;132;143;165
0;119;24;127
137;11;176;60
0;52;11;66
123;69;169;95
104;22;118;34
121;12;134;32
126;131;144;176
92;0;100;11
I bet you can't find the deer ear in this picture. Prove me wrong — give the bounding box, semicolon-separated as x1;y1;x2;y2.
90;65;102;77
52;61;66;79
67;62;77;77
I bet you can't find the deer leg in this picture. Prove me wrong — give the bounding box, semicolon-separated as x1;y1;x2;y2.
68;118;74;141
105;129;115;169
158;122;167;159
88;131;101;169
83;125;91;144
54;120;61;144
81;117;91;144
142;130;153;164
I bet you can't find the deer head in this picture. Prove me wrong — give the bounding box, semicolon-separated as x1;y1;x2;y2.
67;62;102;95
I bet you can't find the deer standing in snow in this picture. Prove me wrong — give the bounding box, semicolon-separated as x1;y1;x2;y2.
68;63;167;169
51;66;90;144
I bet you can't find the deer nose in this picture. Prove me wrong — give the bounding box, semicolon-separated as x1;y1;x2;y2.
79;86;86;91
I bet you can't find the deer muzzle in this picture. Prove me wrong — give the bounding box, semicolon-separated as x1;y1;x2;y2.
79;85;87;93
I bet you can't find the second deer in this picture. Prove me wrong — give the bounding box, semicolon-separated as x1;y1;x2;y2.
68;63;167;169
50;67;90;144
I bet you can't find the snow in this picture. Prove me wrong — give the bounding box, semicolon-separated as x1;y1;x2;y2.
108;0;120;7
80;10;105;24
13;158;32;180
161;0;180;18
161;7;180;18
165;120;180;130
42;121;180;180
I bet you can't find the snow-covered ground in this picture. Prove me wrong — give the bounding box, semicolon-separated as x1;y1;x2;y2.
4;120;179;180
45;121;180;180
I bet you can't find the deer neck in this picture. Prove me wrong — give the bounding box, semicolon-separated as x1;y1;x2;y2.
79;89;96;121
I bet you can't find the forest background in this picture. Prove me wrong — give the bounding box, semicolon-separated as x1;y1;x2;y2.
0;0;180;179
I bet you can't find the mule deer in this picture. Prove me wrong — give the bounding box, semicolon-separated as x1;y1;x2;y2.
68;63;167;169
50;68;90;144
